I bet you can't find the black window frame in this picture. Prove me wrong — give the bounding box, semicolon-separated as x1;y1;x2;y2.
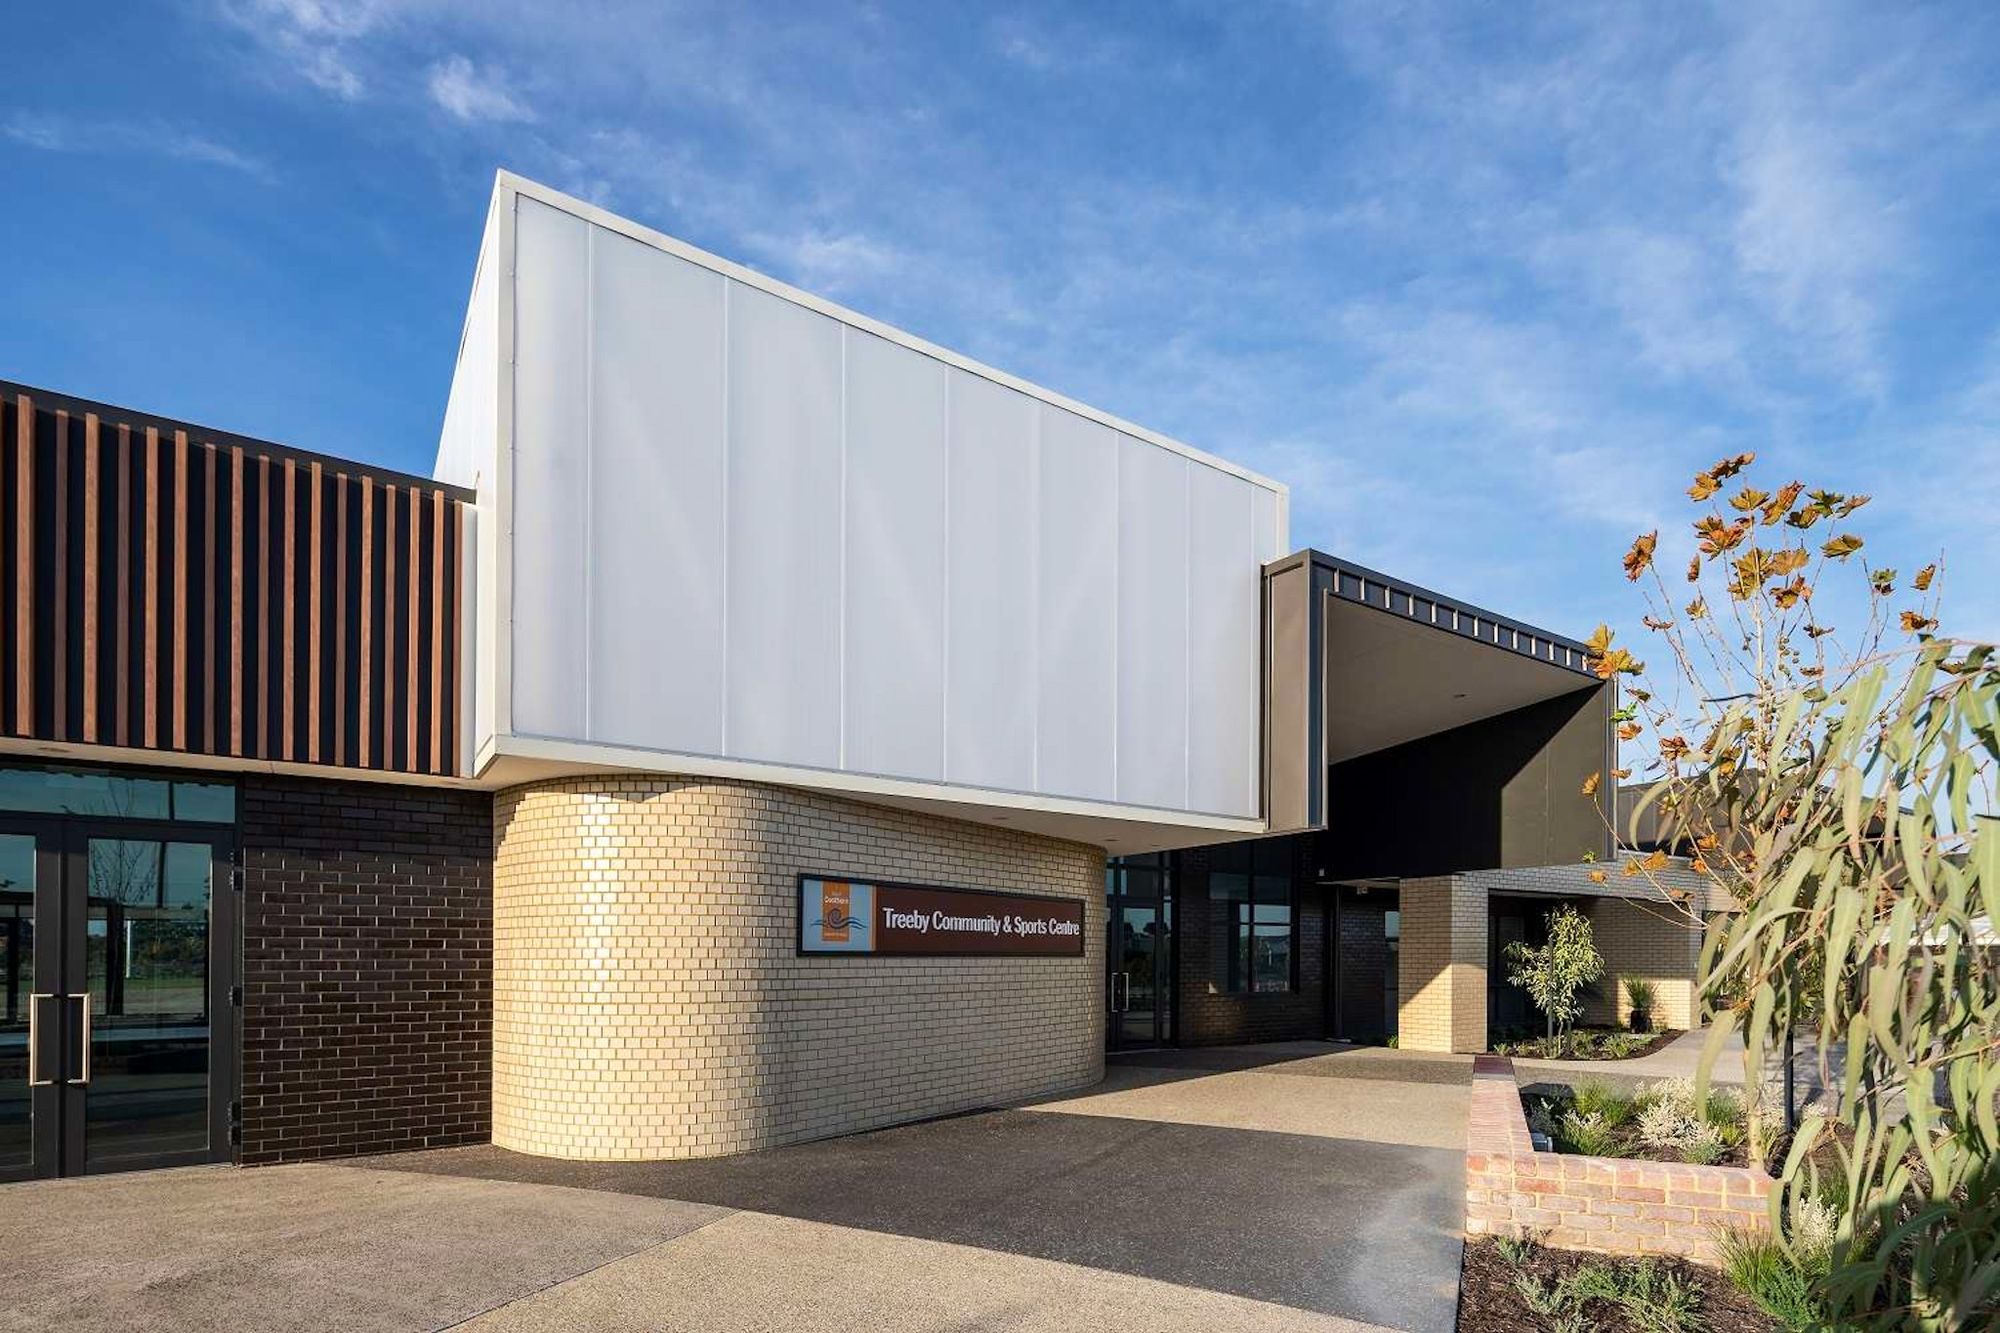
1208;839;1298;995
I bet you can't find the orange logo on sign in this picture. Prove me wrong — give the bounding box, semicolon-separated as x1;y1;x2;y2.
821;881;853;942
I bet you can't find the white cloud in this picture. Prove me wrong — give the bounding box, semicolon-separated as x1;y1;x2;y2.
2;114;67;151
215;0;396;100
3;112;270;177
426;53;533;124
161;0;1995;649
744;228;901;298
1728;110;1895;396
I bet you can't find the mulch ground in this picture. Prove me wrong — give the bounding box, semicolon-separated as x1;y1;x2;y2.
1457;1237;1778;1333
1500;1026;1686;1061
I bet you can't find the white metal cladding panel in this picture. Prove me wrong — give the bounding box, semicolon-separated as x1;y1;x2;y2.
434;206;500;760
725;281;844;767
1187;463;1261;816
944;369;1037;792
1116;435;1191;809
433;209;496;492
842;328;947;780
510;197;590;740
1035;405;1119;804
587;224;727;755
1254;487;1281;575
495;184;1285;818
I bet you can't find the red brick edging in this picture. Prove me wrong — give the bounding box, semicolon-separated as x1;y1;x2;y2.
1464;1055;1773;1264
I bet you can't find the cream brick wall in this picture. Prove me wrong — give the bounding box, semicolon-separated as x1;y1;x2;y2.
1583;897;1703;1030
1398;876;1489;1053
492;775;1105;1161
1453;859;1712;1033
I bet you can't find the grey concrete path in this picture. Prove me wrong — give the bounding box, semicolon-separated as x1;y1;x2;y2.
452;1211;1403;1333
0;1161;727;1333
1032;1040;1472;1149
1513;1025;1836;1110
0;1041;1468;1333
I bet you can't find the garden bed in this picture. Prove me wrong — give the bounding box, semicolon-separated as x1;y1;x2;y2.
1492;1025;1684;1061
1522;1078;1758;1169
1465;1056;1773;1264
1459;1236;1779;1333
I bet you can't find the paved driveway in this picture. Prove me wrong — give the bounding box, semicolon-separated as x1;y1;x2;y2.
0;1042;1472;1333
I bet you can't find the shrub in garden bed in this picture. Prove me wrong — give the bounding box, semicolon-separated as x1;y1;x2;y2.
1459;1234;1779;1333
1523;1077;1758;1168
1492;1025;1682;1060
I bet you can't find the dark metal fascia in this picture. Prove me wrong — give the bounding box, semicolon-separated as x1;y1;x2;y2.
1299;548;1597;677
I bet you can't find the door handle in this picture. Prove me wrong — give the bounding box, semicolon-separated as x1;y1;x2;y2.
1117;972;1131;1013
66;994;91;1086
27;993;55;1086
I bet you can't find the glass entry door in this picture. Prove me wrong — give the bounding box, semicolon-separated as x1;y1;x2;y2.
0;818;235;1181
1106;856;1174;1049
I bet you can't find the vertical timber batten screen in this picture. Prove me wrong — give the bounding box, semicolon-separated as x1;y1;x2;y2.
1;389;466;777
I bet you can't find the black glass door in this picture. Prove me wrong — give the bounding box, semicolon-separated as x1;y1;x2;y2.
0;817;234;1179
1106;857;1174;1049
0;823;59;1181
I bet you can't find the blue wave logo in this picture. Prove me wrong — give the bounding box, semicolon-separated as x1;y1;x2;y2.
811;910;868;933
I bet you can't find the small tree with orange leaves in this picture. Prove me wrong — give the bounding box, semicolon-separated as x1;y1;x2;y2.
1588;453;1997;1330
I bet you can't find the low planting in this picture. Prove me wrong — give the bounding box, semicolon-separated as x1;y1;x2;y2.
1523;1077;1758;1168
1459;1233;1780;1333
1492;1025;1682;1061
1625;977;1659;1033
1715;1167;1844;1331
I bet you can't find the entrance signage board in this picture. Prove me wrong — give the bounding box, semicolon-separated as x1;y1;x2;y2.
797;874;1085;957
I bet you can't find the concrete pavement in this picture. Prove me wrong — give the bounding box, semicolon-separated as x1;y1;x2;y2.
1029;1041;1472;1149
0;1162;726;1333
1512;1025;1837;1111
0;1041;1469;1333
453;1211;1404;1333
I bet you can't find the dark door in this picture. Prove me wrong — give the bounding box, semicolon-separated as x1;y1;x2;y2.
1106;857;1174;1049
1327;887;1399;1042
0;818;235;1180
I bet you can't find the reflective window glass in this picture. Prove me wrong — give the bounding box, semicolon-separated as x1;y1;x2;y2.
1211;843;1295;994
0;766;234;824
171;782;236;823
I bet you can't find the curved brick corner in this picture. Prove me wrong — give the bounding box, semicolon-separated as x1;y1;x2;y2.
1465;1056;1773;1263
492;775;1105;1161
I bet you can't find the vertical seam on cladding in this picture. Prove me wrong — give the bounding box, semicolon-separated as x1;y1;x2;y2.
1110;434;1120;804
1248;483;1259;817
1182;458;1191;813
718;279;730;756
581;225;594;743
1029;402;1041;793
837;324;848;772
939;366;950;783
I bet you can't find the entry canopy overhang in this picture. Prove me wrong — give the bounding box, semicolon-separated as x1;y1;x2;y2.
1265;550;1614;877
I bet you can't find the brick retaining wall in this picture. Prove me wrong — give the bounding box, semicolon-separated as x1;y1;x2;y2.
1464;1055;1771;1263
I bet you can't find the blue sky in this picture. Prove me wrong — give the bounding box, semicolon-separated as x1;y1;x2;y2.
4;1;1997;647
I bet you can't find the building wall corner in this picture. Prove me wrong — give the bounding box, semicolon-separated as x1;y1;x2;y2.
491;774;1105;1161
1397;874;1489;1053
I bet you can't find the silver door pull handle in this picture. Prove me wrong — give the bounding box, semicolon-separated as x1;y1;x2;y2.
27;993;54;1086
67;993;90;1086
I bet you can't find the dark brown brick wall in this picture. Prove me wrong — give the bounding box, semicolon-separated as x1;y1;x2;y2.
239;775;493;1164
1174;845;1328;1045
